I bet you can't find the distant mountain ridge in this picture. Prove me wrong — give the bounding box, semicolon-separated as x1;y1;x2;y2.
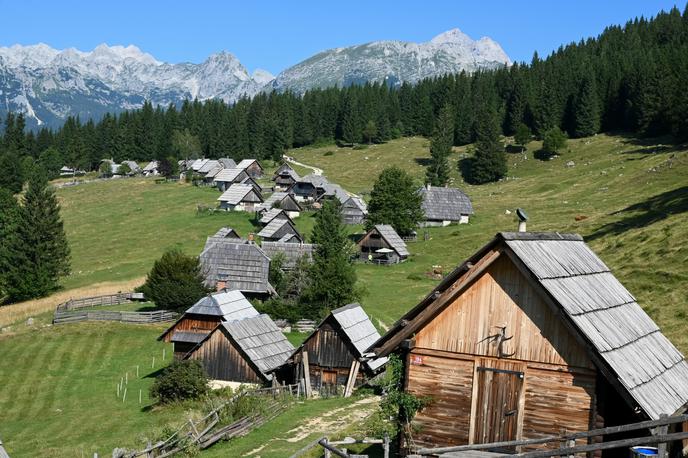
0;29;509;128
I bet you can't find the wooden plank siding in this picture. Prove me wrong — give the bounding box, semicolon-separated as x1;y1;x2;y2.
187;328;264;383
403;256;596;451
160;314;221;357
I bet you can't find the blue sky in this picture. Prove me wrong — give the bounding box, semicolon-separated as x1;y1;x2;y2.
0;0;682;74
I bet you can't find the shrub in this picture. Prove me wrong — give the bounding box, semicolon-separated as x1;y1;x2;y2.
323;150;334;157
151;360;209;404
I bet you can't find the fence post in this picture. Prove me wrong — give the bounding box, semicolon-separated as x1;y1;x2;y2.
384;432;390;458
324;437;331;458
657;414;669;458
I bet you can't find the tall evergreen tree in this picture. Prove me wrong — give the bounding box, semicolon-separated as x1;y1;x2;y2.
4;168;70;302
573;73;601;137
0;149;24;193
426;104;454;186
0;189;19;302
302;199;357;317
367;166;424;236
464;105;507;184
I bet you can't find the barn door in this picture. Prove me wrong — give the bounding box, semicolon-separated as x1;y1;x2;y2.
472;361;524;449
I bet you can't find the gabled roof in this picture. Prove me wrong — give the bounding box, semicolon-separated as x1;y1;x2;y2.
142;161;158;172
186;290;259;321
212;227;241;239
121;160;141;172
191;159;209;171
372;231;688;420
198;159;220;174
214;168;246;183
278;233;301;243
200;239;273;294
205;164;225;179
258;191;301;212
171;331;208;344
193;315;294;380
419;185;474;221
273;167;299;181
258;217;300;240
299;174;329;188
343;196;368;214
217;184;260;205
261;241;315;268
237;159;262;171
259;208;290;225
218;158;237;169
331;303;389;371
275;163;295;175
360;225;409;257
320;183;349;203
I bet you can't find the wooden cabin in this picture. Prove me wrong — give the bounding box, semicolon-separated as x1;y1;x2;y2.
217;183;263;212
341;196;368;225
258;192;303;218
158;290;259;358
272;164;300;191
260;241;314;269
142;161;159;176
257;218;303;243
372;232;688;454
290;174;329;202
185;314;294;384
214;168;249;192
240;175;262;195
258;208;290;226
236;159;263;178
279;303;387;394
419;184;474;226
199;238;275;297
358;224;409;264
211;227;241;240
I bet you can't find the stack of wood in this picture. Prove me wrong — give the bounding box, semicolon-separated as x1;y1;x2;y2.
294;319;316;333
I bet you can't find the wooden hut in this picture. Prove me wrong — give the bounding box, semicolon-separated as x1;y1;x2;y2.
258;192;302;218
280;303;387;393
236;159;263;178
211;227;241;240
358;224;409;264
240;175;262;194
258;208;291;226
273;164;300;191
419;184;474;226
214;168;249;192
257;218;303;243
158;290;259;358
260;241;314;269
371;231;688;452
142;161;159;176
217;184;263;212
341;196;368;225
185;314;294;384
199;238;274;297
290;174;329;202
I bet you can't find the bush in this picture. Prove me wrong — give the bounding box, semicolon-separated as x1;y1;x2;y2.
151;360;209;404
323;150;334;157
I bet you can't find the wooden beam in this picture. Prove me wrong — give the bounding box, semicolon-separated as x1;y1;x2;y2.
344;360;361;398
302;350;312;398
377;249;502;356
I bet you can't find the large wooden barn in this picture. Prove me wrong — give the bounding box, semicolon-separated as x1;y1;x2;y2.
158;290;259;358
184;314;294;384
372;232;688;453
279;303;387;394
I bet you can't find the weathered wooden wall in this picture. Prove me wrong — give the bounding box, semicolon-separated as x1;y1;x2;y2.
161;315;220;343
403;255;596;451
188;329;263;383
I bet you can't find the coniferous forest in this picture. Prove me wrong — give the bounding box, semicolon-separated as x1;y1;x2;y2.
1;6;687;178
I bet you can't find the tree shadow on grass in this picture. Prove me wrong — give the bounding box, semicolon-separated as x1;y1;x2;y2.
587;186;688;241
533;149;556;161
620;135;686;156
414;158;432;167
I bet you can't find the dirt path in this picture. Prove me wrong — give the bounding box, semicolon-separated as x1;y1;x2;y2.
283;154;323;176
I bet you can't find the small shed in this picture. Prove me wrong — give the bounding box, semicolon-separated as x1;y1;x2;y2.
419;184;474;226
261;241;315;269
199;238;274;297
257;217;303;243
142;161;159;176
158;290;259;358
191;159;209;172
211;227;242;240
240;175;262;195
214;168;249;192
218;158;237;169
258;208;291;226
371;231;688;452
290;174;329;201
217;184;263;212
60;166;75;176
273;165;300;191
318;183;349;205
203;163;225;182
280;303;388;392
358;224;409;264
258;191;302;218
341;197;368;225
236;159;263;178
198;159;220;176
185;314;294;384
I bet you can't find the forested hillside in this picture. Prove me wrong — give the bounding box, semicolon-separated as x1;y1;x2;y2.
0;6;687;176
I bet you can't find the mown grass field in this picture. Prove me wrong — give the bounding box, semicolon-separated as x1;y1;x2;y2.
0;133;686;456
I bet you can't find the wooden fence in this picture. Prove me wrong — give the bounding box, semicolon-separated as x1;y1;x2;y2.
118;384;300;457
53;310;177;325
56;292;141;312
414;413;688;458
289;434;391;458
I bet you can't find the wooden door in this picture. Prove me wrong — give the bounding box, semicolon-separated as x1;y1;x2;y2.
322;370;337;386
472;361;524;449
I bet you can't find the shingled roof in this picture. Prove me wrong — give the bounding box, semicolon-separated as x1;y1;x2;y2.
217;184;259;205
237;159;262;171
258;191;290;212
373;232;688;420
419;185;474;221
186;290;259;322
200;239;273;294
258;218;301;241
331;303;388;371
212;227;241;239
214;168;247;184
259;208;290;225
142;161;158;172
261;241;315;268
198;159;220;174
364;224;409;257
218;158;237;169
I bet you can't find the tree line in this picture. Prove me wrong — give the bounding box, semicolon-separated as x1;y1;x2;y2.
0;5;686;185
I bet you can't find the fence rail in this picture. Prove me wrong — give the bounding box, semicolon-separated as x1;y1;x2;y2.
53;310;177;325
56;292;142;312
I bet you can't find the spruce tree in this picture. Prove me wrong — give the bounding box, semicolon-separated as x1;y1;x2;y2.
302;199;357;317
0;189;19;301
4;168;70;302
426;104;454;186
367;166;424;235
464;105;507;185
514;123;532;153
0;150;24;193
573;74;601;138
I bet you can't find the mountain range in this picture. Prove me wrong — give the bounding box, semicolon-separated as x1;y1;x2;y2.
0;29;510;128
